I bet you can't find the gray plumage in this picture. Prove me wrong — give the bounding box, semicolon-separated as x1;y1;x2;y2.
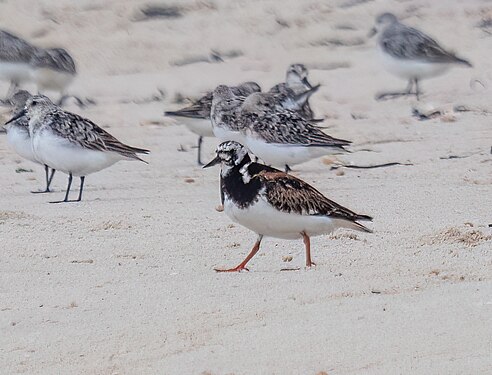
30;48;77;74
0;30;38;63
165;81;261;120
376;13;472;66
211;85;252;133
269;64;320;121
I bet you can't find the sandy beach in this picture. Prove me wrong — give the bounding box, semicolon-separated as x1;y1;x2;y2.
0;0;491;373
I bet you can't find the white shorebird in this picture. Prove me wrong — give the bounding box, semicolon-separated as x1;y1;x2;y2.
5;95;149;203
164;82;260;165
204;141;372;272
3;90;55;192
369;13;472;100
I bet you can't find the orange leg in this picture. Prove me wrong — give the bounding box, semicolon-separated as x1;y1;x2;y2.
215;235;263;273
302;232;316;267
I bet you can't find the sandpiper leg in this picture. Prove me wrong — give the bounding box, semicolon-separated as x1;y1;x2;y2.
50;173;73;203
302;232;316;267
197;136;204;166
375;79;416;101
284;165;292;173
215;234;263;272
76;176;85;202
31;165;56;194
414;78;420;101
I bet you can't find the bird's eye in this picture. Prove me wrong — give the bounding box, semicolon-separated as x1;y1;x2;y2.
32;101;37;106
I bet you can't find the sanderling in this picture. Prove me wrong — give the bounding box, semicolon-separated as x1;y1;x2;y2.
5;95;149;203
165;82;260;165
0;30;38;100
369;13;472;100
269;64;321;121
3;90;56;193
30;48;81;106
204;141;372;272
239;92;351;172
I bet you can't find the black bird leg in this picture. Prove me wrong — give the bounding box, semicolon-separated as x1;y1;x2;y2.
375;79;419;101
284;165;292;173
414;78;420;101
197;136;204;166
50;173;73;203
77;176;85;202
31;165;56;194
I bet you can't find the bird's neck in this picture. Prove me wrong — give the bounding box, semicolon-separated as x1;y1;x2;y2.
221;155;263;208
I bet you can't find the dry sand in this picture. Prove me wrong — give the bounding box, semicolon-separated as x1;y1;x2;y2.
0;0;491;374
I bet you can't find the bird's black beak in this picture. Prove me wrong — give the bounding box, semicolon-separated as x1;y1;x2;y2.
301;77;312;89
368;27;377;38
203;155;221;168
4;109;26;125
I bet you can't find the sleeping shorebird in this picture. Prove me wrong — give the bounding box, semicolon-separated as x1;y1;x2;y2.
5;95;149;203
0;30;38;101
164;82;260;165
239;92;350;172
3;90;55;193
369;13;472;100
269;63;321;121
204;141;372;272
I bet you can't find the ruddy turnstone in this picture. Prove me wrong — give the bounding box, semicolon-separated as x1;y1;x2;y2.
0;30;38;100
269;63;321;121
165;81;260;165
239;92;350;172
204;141;372;272
3;90;56;193
5;95;149;203
30;48;81;106
369;13;472;100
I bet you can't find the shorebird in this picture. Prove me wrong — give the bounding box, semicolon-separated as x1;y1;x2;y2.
165;82;260;165
0;30;38;100
269;63;321;121
369;13;472;100
30;48;81;106
239;92;350;172
3;90;55;193
204;141;372;272
5;95;149;203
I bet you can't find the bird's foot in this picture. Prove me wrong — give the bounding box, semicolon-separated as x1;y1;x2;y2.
215;204;224;212
214;265;249;273
31;188;52;194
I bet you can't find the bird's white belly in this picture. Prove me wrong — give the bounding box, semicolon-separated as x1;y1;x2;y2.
378;48;450;80
245;137;338;167
32;130;122;176
32;68;74;92
0;62;32;83
175;117;214;138
6;126;38;163
224;195;345;240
